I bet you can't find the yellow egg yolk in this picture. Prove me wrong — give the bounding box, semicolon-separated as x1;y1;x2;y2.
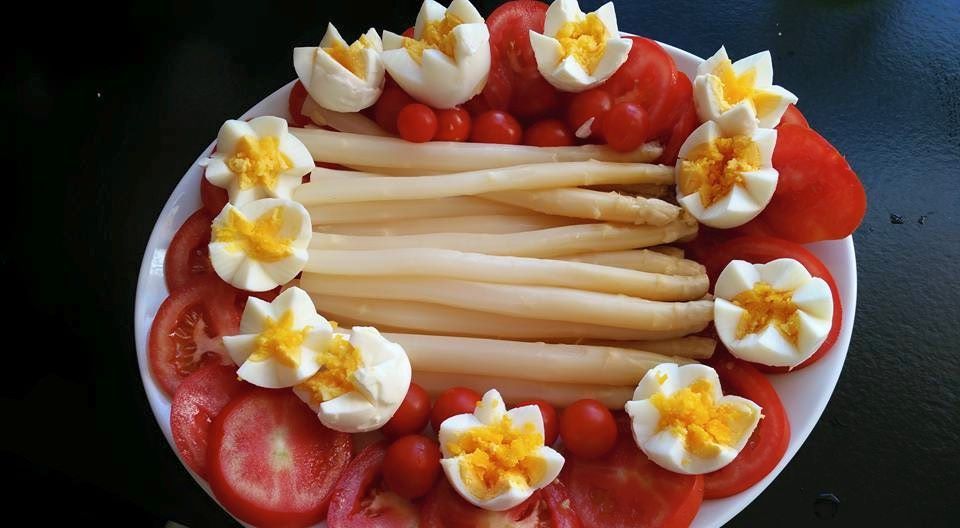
732;282;800;344
403;13;462;64
226;136;292;191
447;415;546;500
678;135;760;207
708;58;784;117
651;379;755;458
248;310;310;368
213;207;295;262
555;13;608;74
297;335;362;404
324;34;374;79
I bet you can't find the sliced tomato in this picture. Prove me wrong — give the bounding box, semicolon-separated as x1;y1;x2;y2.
327;442;419;528
701;235;843;372
169;363;248;479
561;419;703;528
602;37;678;137
288;80;312;127
747;124;866;243
420;479;580;528
208;389;352;527
164;209;216;292
149;277;240;397
704;351;791;498
658;102;697;164
777;104;809;129
200;174;229;216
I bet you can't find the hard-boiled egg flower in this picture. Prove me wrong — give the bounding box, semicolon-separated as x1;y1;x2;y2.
209;198;312;292
293;24;385;112
203;116;313;207
676;102;778;229
294;326;412;433
714;258;833;368
223;287;333;388
694;46;798;128
625;363;762;475
438;389;565;511
381;0;490;109
529;0;632;93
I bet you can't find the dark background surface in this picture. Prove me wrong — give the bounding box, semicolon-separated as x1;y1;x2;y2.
8;0;960;525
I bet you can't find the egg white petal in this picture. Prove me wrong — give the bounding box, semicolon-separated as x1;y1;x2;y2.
792;277;834;320
550;56;593;92
362;28;384;51
642;429;690;473
715;100;759;136
713;298;747;347
505;405;545;438
223;334;257;366
692;74;724;123
588;37;632;87
438;413;484;456
530;446;565;489
269;287;320;327
715;259;760;305
625;398;660;441
544;0;581;36
228;185;261;207
750;127;778;167
676;120;720;161
530;32;563;74
272;174;304;201
241;261;283;293
474;389;507;424
318;390;382;432
204;156;234;189
208;242;246;285
293;384;321;413
453;22;490;58
594;1;619;35
260;251;309;288
247;116;286;141
732;50;774;87
442;455;539;511
238;296;274;333
421;48;459;84
447;0;484;24
740;168;779;209
794;311;830;361
414;0;448;38
216;120;256;154
759;258;812;290
351;326;403;363
683;183;765;229
320;22;349;49
697;46;730;78
237;343;323;389
381;30;405;51
753;85;799;128
631;363;675;399
671;364;723;398
353;357;410;407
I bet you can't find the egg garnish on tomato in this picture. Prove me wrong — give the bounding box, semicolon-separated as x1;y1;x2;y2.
223;287;332;388
203;116;313;206
381;0;490;109
693;46;798;128
438;389;565;511
293;24;385;112
529;0;632;93
714;258;834;367
676;102;779;229
208;198;312;292
625;363;762;475
294;326;412;433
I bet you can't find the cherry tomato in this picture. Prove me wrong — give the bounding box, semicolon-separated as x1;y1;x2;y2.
397;103;438;143
559;399;617;459
420;479;582;528
374;86;415;134
430;387;481;431
567;88;612;139
603;37;678;136
200;175;228;216
435;107;472;142
777;104;810;128
327;442;419;527
524;119;574;147
704;351;791;498
164;209;216;292
515;399;559;446
287;80;312;127
470;110;522;144
602;102;650;152
383;435;442;500
381;382;431;438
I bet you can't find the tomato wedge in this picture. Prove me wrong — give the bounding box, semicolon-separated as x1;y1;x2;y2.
170;363;248;479
420;479;581;528
777;104;809;129
164;209;217;292
288;80;312;127
561;419;703;528
327;442;419;527
208;389;352;528
148;277;240;397
200;175;228;216
602;37;678;137
704;351;791;498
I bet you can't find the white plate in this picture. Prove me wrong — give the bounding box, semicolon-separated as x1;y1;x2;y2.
134;42;856;528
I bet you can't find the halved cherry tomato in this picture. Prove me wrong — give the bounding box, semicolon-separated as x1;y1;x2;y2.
164;209;216;292
470;110;523;144
602;102;650;152
777;104;809;129
420;479;582;528
701;235;843;372
561;419;704;528
207;389;352;527
435;107;472;142
515;399;559;446
149;277;240;397
288;80;312;127
430;387;481;431
397;103;438;143
327;442;419;527
566;88;612;139
382;382;431;439
559;399;617;459
748;124;866;243
383;435;442;500
374;86;415;134
524;119;574;147
704;351;791;498
602;37;678;137
200;175;229;216
170;363;248;479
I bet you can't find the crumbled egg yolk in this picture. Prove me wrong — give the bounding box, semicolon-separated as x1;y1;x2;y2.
555;13;608;74
651;378;755;458
678;135;760;207
213;207;294;262
248;310;310;368
297;335;362;404
403;13;463;64
325;34;374;79
447;415;547;500
732;282;800;344
708;58;783;116
226;136;292;191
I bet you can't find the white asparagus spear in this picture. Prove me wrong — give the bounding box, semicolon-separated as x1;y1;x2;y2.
310;295;702;341
305;248;708;300
650;246;685;258
294;162;674;205
413;371;635;409
291;127;662;171
299;275;714;331
587;183;673;198
314;214;582;236
483;187;680;226
343;165;446;176
584;336;717;360
308;221;698;257
301;97;391;137
559;249;705;276
306;197;528;225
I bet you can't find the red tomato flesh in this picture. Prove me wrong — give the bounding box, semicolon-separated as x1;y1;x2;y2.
470;110;523;144
777;104;810;129
288;80;312;127
164;209;216;292
200;175;229;216
524;119;574;147
420;479;581;528
602;37;678;137
327;442;419;528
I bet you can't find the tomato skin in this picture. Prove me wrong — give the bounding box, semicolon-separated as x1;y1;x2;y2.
374;86;415;134
602;102;650;152
435;107;472;141
658;101;698;165
470;110;523;144
382;383;431;438
510;75;561;121
397;103;438;143
164;209;216;292
602;37;678;136
288;80;312;127
566;88;612;139
559;399;617;459
515;399;559;446
170;363;248;479
383;435;442;500
430;387;481;431
524;119;574;147
200;175;229;216
420;478;579;528
704;351;791;498
777;104;810;129
328;442;420;528
540;480;583;528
